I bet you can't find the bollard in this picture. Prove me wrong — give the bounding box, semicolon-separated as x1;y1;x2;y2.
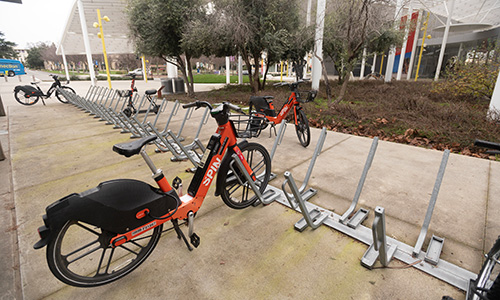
0;142;5;161
0;95;5;117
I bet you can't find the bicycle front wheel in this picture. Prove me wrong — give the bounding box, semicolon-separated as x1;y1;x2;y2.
472;237;500;300
14;90;39;106
46;220;162;287
55;86;76;103
295;109;310;147
217;142;271;209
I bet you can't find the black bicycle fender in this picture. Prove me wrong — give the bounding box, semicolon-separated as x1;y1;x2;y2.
215;140;249;196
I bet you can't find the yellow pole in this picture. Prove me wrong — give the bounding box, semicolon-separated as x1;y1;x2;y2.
141;56;148;82
415;12;430;81
379;55;385;74
96;9;112;89
280;61;283;82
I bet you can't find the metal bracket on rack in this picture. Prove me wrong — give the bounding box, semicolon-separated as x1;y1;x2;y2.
339;137;379;228
361;206;398;269
282;171;328;232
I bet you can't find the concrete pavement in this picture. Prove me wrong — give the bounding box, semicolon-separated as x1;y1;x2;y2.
1;77;498;299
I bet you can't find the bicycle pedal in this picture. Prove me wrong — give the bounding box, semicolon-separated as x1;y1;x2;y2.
190;233;200;248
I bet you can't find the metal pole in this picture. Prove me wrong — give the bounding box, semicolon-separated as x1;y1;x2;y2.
407;10;421;80
311;0;326;91
397;1;412;80
385;0;403;83
226;56;230;84
0;95;5;117
77;0;96;85
141;56;148;83
371;53;377;74
238;55;243;84
415;11;430;81
434;0;456;81
96;9;112;88
360;48;367;79
413;150;450;257
488;65;500;119
60;45;71;82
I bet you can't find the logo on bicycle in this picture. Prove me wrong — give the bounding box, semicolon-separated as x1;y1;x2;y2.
132;221;157;236
202;157;221;186
279;105;289;117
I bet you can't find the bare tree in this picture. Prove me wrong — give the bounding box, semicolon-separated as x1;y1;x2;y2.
322;0;400;103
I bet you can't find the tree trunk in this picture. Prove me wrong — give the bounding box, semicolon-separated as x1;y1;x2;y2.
321;60;332;102
334;65;352;104
176;56;195;97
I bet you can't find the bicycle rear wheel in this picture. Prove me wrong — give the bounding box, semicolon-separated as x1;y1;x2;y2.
46;220;162;287
55;86;76;103
472;237;500;300
14;90;39;106
217;142;271;209
295;109;310;147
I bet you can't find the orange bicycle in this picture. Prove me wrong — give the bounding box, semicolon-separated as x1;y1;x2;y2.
33;101;271;287
248;80;317;147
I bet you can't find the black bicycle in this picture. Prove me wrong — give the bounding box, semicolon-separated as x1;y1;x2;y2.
13;74;75;106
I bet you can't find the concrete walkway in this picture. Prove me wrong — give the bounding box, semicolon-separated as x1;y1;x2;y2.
1;79;499;299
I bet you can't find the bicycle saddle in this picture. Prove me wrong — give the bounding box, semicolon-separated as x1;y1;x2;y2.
145;89;157;95
113;135;157;157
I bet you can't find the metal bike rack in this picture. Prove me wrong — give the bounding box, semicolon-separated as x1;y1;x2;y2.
268;120;288;181
361;206;398;269
412;149;450;265
284;126;327;202
230;154;278;205
282;171;329;232
339;137;379;228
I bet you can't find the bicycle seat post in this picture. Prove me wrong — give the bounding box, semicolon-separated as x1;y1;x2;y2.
140;149;161;177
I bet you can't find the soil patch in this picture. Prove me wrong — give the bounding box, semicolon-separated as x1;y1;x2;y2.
173;80;500;160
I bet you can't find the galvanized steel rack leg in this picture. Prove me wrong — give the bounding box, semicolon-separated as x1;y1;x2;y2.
282;171;328;232
361;206;398;269
230;154;277;205
339;137;379;229
413;149;450;265
268;120;287;181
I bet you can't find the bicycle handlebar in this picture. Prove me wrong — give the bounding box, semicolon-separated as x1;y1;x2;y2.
474;139;500;151
182;101;213;110
182;101;243;114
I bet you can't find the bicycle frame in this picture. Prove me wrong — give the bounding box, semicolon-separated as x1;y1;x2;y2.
109;104;255;248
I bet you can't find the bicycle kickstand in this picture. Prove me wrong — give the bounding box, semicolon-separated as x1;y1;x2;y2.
171;219;193;251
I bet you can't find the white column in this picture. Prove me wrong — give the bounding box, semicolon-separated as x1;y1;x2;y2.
77;0;96;85
311;0;326;91
306;0;312;26
167;60;177;78
226;56;230;84
238;55;243;84
434;0;456;81
385;0;403;83
397;2;412;80
407;10;421;80
488;67;500;119
371;53;377;74
360;48;367;79
60;44;71;82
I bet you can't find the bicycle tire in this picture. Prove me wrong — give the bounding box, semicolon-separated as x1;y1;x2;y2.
55;86;75;103
217;142;271;209
295;109;311;147
472;236;500;300
46;220;162;287
14;90;39;106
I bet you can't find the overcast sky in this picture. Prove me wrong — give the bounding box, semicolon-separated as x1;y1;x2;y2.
0;0;74;49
